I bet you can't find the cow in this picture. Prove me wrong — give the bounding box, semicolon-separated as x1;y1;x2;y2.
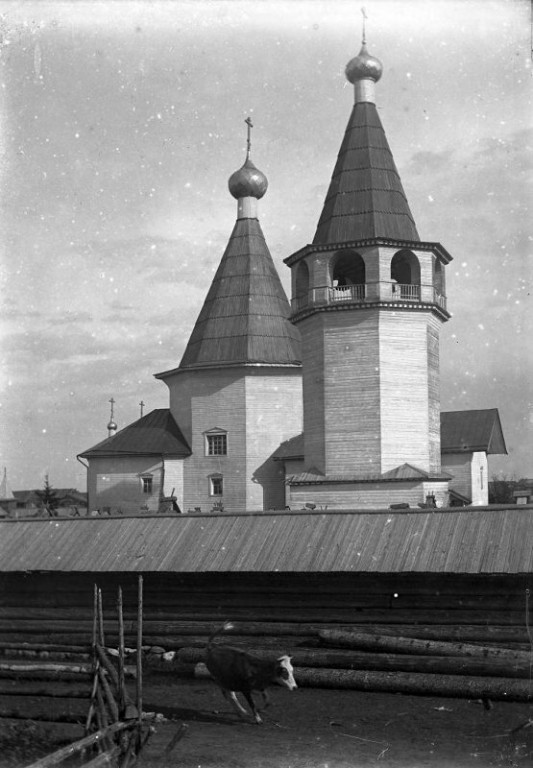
205;621;297;724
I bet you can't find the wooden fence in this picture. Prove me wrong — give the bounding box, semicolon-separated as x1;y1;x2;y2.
0;578;151;768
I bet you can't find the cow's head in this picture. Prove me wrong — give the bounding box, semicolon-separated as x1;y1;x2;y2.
275;655;297;690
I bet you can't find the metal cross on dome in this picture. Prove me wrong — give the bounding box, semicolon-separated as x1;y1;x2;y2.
245;116;253;159
361;7;367;45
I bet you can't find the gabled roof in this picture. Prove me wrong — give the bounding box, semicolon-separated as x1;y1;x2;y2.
78;409;191;459
440;409;507;455
160;218;301;373
313;102;419;244
1;506;532;574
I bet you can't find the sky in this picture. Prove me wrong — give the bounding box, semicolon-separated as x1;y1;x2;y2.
0;0;531;492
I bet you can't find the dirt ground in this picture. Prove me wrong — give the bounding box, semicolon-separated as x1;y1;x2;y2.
1;673;532;768
135;675;533;768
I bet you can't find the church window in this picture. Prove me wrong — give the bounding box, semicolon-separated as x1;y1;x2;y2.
206;433;227;456
141;476;153;494
209;474;223;496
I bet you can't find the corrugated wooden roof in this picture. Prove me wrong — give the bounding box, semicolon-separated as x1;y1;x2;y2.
0;507;531;574
78;409;191;459
168;218;301;371
313;102;419;244
440;409;507;455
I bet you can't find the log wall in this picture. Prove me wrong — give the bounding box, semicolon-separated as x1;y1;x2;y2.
1;571;531;650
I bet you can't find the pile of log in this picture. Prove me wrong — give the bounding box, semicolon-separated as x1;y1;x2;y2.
172;622;533;704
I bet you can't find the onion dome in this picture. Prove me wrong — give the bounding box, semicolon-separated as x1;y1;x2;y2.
228;157;268;200
107;419;117;431
345;42;383;84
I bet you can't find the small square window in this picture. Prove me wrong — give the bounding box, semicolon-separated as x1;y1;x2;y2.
210;476;223;496
142;477;153;494
207;434;227;456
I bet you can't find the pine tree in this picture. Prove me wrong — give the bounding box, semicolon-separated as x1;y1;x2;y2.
37;475;60;514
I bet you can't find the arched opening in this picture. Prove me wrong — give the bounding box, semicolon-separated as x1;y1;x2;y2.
294;261;310;310
331;250;366;302
391;250;421;300
434;259;444;294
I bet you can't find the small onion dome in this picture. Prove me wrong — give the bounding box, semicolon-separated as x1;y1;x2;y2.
345;43;383;84
107;420;117;431
228;157;268;200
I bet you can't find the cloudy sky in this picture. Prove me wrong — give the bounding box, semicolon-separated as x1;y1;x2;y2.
0;0;531;492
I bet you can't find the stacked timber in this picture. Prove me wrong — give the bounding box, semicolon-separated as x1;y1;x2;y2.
175;623;533;703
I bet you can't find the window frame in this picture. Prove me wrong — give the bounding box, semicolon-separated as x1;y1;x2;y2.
209;474;224;497
204;429;228;457
141;476;153;494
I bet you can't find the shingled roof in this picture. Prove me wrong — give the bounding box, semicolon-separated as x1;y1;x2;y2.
172;218;301;371
78;409;191;459
313;102;419;244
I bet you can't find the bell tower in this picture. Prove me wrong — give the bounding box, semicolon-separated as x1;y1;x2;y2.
284;19;452;508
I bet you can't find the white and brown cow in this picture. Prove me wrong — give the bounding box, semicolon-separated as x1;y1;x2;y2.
206;621;297;724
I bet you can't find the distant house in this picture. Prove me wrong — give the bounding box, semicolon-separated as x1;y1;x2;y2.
513;480;533;506
0;485;88;518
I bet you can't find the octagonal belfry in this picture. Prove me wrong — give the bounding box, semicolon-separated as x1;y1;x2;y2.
284;30;452;506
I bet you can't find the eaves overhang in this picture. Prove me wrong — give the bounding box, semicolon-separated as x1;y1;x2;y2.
77;451;190;460
155;361;302;379
291;299;451;324
284;237;453;267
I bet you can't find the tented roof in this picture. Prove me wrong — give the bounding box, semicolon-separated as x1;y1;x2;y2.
160;218;301;373
313;102;419;244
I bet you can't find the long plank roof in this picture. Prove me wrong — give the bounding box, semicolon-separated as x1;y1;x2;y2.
0;507;531;574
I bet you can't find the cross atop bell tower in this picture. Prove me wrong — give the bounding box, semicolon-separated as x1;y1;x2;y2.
284;16;453;509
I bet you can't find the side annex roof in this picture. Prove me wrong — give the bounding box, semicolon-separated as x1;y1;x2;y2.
78;409;191;459
440;409;507;455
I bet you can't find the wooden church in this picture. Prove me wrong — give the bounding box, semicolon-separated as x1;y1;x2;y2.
78;30;506;514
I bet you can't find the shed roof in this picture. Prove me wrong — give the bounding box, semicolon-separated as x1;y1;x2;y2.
440;409;507;455
0;506;531;574
158;218;301;374
313;102;419;244
78;409;191;459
